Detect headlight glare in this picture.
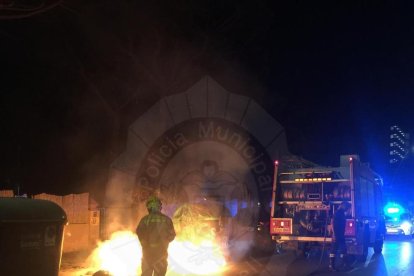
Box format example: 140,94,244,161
401,221,412,234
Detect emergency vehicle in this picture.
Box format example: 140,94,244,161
270,155,386,260
384,203,414,238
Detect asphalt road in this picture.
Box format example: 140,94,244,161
225,236,414,276
60,236,413,276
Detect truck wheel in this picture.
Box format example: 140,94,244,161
374,240,383,254
358,225,372,262
357,247,368,262
358,232,369,262
346,254,357,265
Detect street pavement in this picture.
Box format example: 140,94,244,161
225,236,414,276
60,236,414,276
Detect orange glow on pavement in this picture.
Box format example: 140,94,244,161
76,214,227,276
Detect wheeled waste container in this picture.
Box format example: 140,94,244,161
0,197,67,276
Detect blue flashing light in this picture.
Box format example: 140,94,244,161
384,202,404,217
387,207,400,214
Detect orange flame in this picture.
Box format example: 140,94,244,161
81,229,227,276
87,231,141,276
68,203,229,276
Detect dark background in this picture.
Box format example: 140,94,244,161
1,1,414,204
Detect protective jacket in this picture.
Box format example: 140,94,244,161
136,211,176,254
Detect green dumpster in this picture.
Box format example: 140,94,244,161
0,198,67,276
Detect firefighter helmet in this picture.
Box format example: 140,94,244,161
146,196,162,212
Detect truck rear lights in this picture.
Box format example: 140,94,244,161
270,218,292,235
345,219,356,236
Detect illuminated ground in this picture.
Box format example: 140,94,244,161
60,236,414,276
225,236,414,276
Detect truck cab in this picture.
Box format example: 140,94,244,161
270,155,385,260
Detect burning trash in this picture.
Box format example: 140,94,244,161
169,203,228,275
87,231,141,276
77,203,227,276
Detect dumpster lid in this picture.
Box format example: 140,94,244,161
0,198,67,223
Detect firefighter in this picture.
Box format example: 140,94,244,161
329,201,352,271
136,196,176,276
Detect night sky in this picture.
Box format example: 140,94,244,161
1,1,414,203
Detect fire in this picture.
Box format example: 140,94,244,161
87,231,141,276
169,203,228,275
81,205,228,276
168,239,227,275
84,230,227,276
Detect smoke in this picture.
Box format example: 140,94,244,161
51,4,288,265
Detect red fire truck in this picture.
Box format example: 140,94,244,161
270,155,386,260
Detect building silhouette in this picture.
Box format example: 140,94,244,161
389,125,410,165
385,125,413,208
